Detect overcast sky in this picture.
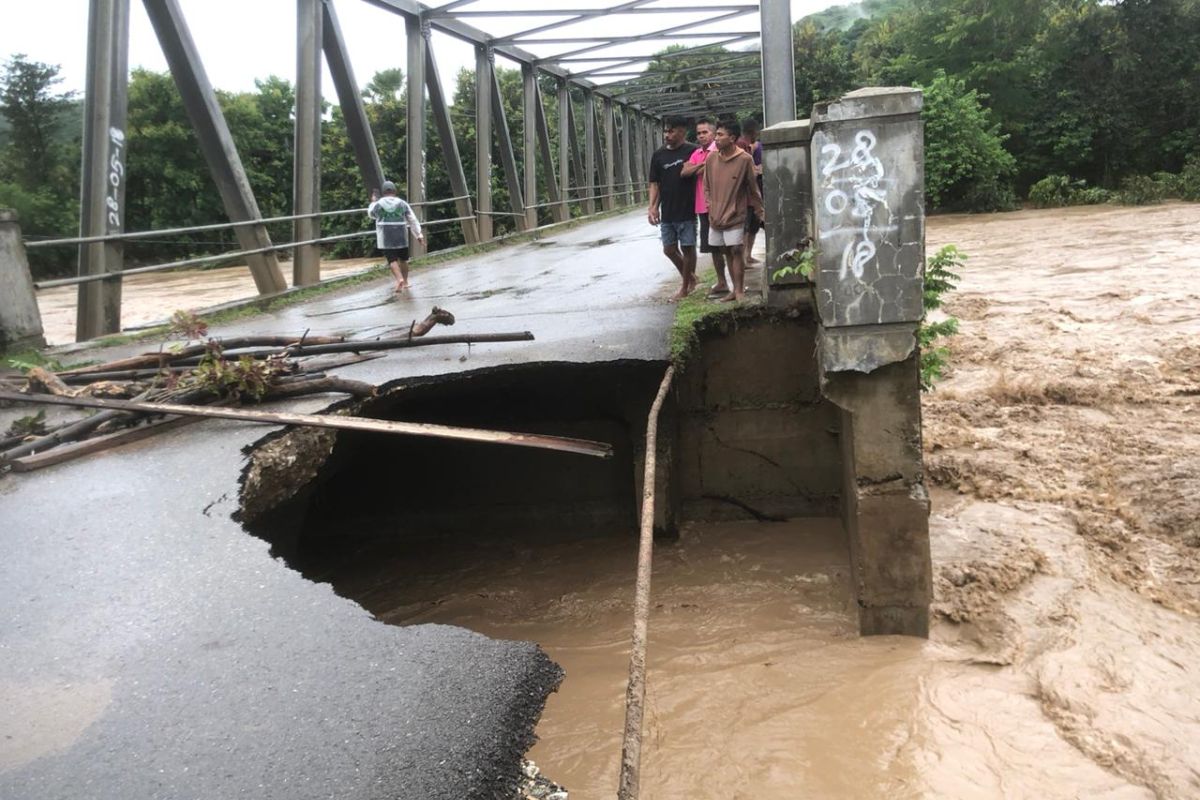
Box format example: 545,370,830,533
2,0,845,100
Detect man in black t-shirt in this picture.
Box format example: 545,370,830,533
648,116,699,300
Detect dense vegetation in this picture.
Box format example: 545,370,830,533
797,0,1200,210
1,0,1198,278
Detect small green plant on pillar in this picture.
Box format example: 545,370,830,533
920,245,965,390
772,238,816,281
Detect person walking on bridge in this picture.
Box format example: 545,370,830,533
368,180,424,294
703,119,764,302
681,118,729,297
648,115,699,301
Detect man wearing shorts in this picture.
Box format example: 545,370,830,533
738,118,765,264
368,180,424,293
703,120,764,302
648,115,699,300
681,118,729,296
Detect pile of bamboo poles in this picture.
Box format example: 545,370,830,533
0,307,585,472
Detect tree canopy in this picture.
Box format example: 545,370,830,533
2,0,1199,278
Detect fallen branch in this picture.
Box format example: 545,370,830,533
56,352,386,384
25,367,73,396
262,376,377,400
57,334,348,377
408,306,456,338
170,331,535,364
0,390,613,459
9,416,204,472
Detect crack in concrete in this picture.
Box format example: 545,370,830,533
704,424,806,494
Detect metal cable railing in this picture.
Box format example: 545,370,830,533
28,188,647,291
33,213,476,290
24,195,473,250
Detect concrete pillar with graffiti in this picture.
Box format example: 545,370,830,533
811,87,932,637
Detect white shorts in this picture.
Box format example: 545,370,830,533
708,225,745,248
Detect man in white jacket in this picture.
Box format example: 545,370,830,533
368,180,425,293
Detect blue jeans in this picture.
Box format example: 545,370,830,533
659,219,697,248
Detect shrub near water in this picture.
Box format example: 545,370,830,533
1028,175,1113,208
920,245,965,391
1116,174,1167,206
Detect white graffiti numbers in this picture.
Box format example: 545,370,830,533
106,127,125,230
819,130,889,281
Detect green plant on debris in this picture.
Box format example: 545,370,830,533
920,244,964,391
188,341,282,402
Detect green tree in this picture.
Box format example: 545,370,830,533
792,21,856,109
0,54,76,187
921,71,1016,211
0,55,80,277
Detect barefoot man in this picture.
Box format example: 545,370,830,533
681,117,730,296
648,116,699,300
704,119,765,302
368,180,424,293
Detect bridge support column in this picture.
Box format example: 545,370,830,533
475,46,493,241
558,80,571,222
0,211,46,352
602,98,616,211
293,0,323,286
760,0,796,126
761,119,814,306
811,88,930,636
522,64,538,230
583,91,596,215
77,0,129,341
407,14,427,258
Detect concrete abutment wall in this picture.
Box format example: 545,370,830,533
673,308,842,522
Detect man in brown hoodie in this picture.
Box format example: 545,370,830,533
703,119,764,301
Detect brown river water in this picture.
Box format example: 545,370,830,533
321,506,1195,799
32,204,1200,797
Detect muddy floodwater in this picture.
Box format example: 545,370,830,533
316,509,1195,799
35,257,377,345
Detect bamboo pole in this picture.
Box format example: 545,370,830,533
0,391,613,459
57,334,348,376
162,331,536,366
617,365,675,800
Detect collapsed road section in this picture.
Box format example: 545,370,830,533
0,380,567,800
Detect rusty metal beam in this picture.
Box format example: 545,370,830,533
0,389,616,460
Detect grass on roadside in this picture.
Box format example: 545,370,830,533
670,267,734,361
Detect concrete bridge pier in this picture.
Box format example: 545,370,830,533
0,210,46,352
762,88,932,637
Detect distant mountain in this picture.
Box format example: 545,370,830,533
803,0,910,31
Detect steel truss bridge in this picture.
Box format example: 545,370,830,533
30,0,796,341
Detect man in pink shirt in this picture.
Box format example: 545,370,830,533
681,118,728,296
